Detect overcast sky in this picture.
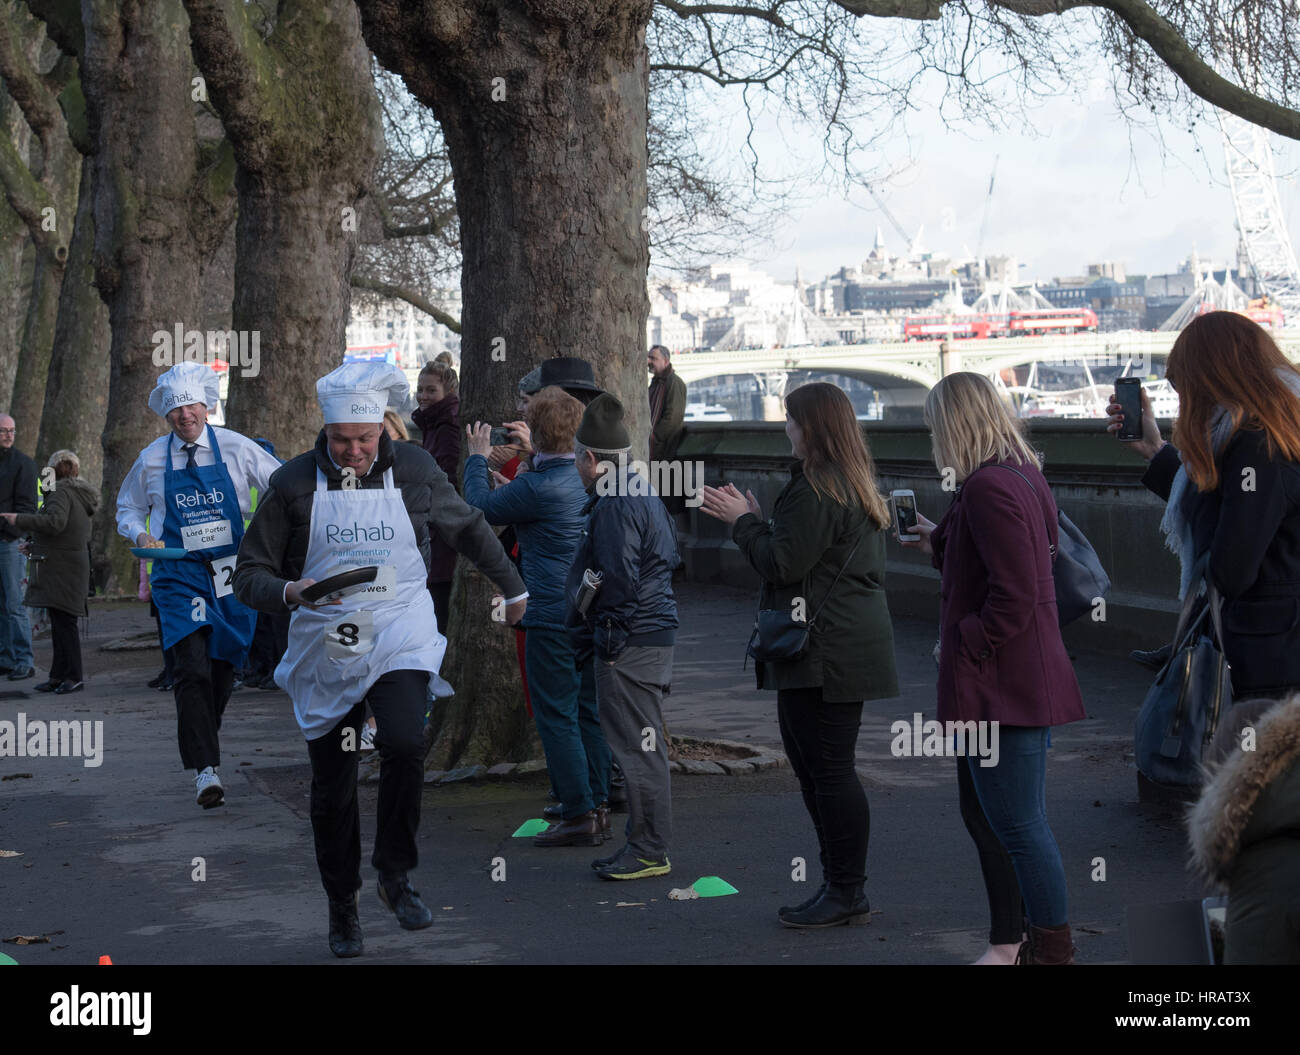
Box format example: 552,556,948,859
672,61,1300,289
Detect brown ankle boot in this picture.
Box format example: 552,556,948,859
1016,923,1075,964
533,810,603,847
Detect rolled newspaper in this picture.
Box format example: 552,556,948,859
575,568,602,616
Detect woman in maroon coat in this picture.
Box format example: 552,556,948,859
412,361,461,632
904,372,1085,965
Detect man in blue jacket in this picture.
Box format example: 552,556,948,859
566,394,679,879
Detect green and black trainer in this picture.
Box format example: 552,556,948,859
594,848,671,881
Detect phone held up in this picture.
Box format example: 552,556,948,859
1114,377,1143,442
890,489,919,542
489,426,513,446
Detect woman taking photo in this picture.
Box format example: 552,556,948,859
1107,311,1300,699
901,372,1084,965
1,450,98,694
701,382,897,928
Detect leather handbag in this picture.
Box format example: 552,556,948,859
989,463,1110,626
1134,566,1231,788
745,531,862,666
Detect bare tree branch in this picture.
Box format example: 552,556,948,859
350,273,462,332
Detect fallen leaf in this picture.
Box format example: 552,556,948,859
0,773,32,781
667,887,699,901
0,850,22,858
4,931,63,945
615,901,645,908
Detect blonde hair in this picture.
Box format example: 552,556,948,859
382,409,409,442
924,372,1038,481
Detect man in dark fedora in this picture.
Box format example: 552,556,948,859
566,393,678,880
522,356,604,407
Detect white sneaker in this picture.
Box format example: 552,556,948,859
360,723,377,751
195,766,224,809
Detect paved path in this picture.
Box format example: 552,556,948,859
0,586,1201,964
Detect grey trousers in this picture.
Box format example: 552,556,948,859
595,644,674,858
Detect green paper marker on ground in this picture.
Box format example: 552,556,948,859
692,876,738,897
0,952,17,965
511,818,550,838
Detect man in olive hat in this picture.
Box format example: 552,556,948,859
565,393,678,880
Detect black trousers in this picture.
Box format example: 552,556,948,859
168,628,234,771
776,687,869,887
957,755,1026,945
48,609,82,683
306,668,430,903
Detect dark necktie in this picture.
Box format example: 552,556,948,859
183,443,197,468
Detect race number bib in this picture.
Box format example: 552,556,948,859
208,555,238,599
325,610,374,660
181,519,233,551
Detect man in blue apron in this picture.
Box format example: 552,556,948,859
116,362,280,809
233,362,527,958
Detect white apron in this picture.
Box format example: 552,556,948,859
276,467,446,740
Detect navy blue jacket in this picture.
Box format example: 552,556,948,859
565,470,679,660
463,453,587,631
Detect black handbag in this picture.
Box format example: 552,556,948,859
989,463,1110,627
745,532,862,666
1134,567,1231,788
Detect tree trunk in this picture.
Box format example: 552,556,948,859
37,158,109,485
357,0,654,767
80,0,222,591
0,211,29,408
182,0,382,461
9,236,63,437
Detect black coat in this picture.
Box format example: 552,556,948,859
1144,431,1300,696
0,446,37,541
12,477,99,616
732,463,898,703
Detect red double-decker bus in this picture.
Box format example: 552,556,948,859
1006,308,1100,335
902,315,994,341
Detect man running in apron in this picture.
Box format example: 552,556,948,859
233,362,527,958
116,362,280,808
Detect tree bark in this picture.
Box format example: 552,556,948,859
0,74,33,409
357,0,654,768
181,0,382,460
80,0,233,591
37,159,108,484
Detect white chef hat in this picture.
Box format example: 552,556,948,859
148,362,221,419
316,362,410,424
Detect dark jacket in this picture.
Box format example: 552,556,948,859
1143,433,1300,696
564,469,678,660
732,462,898,703
463,453,587,631
12,477,99,617
930,459,1085,726
649,367,687,463
232,431,523,614
0,446,37,542
413,394,461,584
1189,693,1300,964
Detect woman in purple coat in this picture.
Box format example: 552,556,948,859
903,372,1085,965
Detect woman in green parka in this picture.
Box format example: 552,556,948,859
701,382,898,928
0,449,99,694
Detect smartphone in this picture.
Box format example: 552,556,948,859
1114,377,1143,441
891,490,919,542
489,426,513,446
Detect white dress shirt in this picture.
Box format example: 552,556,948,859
116,425,281,542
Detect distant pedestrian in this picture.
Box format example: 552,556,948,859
0,411,37,681
701,382,898,928
566,394,679,880
1,450,98,694
648,345,687,516
902,371,1084,965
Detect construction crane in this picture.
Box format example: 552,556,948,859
975,155,1000,266
866,185,913,250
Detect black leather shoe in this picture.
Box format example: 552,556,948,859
328,895,363,958
34,680,58,692
7,666,34,681
55,681,84,695
542,802,563,820
146,670,165,688
1129,644,1171,672
779,881,828,916
778,883,871,928
157,679,174,692
0,665,12,676
377,874,433,930
533,810,603,847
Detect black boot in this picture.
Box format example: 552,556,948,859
328,895,363,958
778,883,870,928
779,881,828,916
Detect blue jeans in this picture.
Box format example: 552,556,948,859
524,627,611,818
0,540,32,670
963,725,1069,928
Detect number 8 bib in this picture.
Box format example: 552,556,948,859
325,610,375,660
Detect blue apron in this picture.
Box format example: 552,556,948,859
151,425,256,666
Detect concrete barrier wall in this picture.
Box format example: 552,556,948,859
676,420,1183,652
